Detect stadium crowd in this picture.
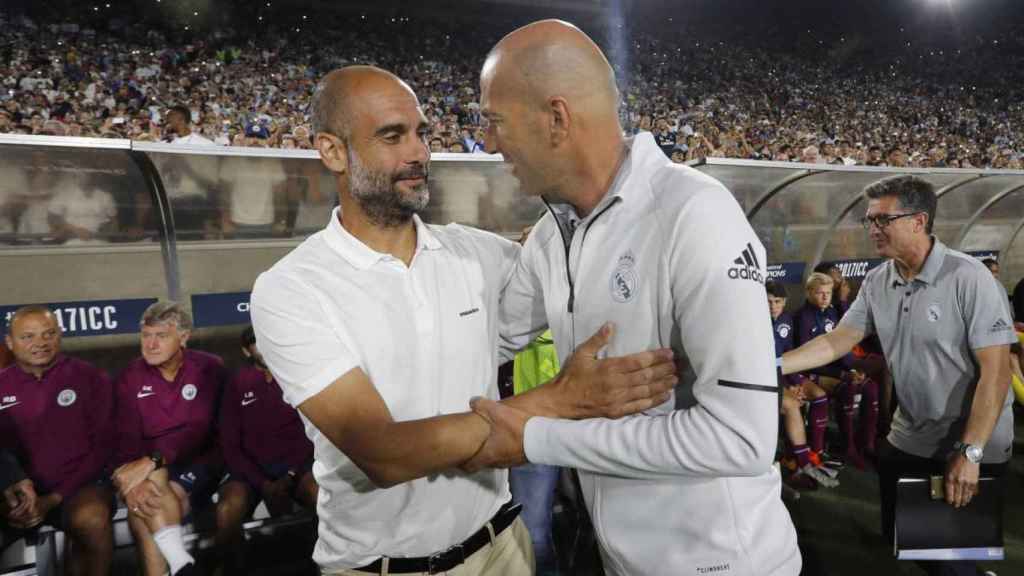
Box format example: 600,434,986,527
4,11,1024,167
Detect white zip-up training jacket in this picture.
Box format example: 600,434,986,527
499,133,801,576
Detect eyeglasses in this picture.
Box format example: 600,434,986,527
860,211,923,230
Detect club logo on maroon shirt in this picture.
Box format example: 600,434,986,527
0,395,19,411
57,389,77,407
241,390,257,407
182,383,198,401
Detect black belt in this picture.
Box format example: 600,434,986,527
353,501,522,574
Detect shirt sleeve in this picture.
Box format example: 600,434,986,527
220,376,270,488
523,185,779,479
0,449,26,492
53,367,114,498
113,370,145,466
961,266,1017,350
839,278,875,336
250,271,360,408
497,224,551,364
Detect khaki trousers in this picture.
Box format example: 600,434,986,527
326,517,535,576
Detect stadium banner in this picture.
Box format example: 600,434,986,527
191,292,252,328
0,298,159,337
821,258,885,280
766,262,807,284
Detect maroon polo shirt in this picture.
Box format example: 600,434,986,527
220,366,313,489
114,349,226,468
0,355,114,498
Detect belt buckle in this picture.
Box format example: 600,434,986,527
427,543,464,574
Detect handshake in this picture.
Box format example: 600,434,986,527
461,323,681,472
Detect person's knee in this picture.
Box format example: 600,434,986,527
67,502,112,540
215,486,249,527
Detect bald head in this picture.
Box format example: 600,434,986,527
483,20,619,116
310,66,419,140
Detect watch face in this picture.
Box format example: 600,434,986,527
966,445,983,463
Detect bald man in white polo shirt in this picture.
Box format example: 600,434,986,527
250,66,677,576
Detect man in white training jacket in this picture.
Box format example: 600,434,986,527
465,20,802,576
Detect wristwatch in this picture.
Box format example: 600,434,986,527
148,450,165,469
953,441,983,464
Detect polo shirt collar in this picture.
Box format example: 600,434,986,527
891,236,945,287
324,207,442,271
12,354,67,381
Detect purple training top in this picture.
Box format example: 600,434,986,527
220,365,313,489
114,349,226,469
0,355,114,498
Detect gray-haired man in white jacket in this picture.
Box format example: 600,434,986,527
465,19,801,576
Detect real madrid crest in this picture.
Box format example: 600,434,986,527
57,388,77,407
182,384,198,401
610,250,638,303
927,303,941,322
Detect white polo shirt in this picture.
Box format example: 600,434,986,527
250,208,517,572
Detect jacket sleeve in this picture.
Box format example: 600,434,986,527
0,449,26,492
523,185,779,479
220,375,270,489
113,370,146,466
52,367,115,498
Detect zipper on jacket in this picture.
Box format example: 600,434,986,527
542,197,621,316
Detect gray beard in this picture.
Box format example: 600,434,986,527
348,150,429,228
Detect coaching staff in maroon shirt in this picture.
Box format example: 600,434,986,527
0,305,115,576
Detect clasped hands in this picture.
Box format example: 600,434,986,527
462,323,679,472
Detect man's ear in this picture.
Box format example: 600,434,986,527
316,133,349,174
548,97,571,147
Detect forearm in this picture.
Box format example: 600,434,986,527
782,331,851,375
350,412,490,488
961,365,1011,447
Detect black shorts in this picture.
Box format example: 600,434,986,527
168,463,221,517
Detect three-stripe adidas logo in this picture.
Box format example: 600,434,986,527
991,318,1011,333
727,243,765,283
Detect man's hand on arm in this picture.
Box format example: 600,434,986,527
298,367,491,489
461,398,531,472
506,323,677,420
112,457,157,497
782,324,864,375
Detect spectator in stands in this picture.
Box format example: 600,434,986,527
652,117,677,157
0,305,116,576
450,140,467,153
886,146,908,168
218,149,288,238
865,145,885,166
111,302,226,576
782,175,1016,575
165,104,216,147
214,326,316,574
46,176,117,244
800,144,821,164
429,137,444,153
768,282,838,489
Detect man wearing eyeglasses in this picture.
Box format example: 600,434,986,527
782,175,1015,576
